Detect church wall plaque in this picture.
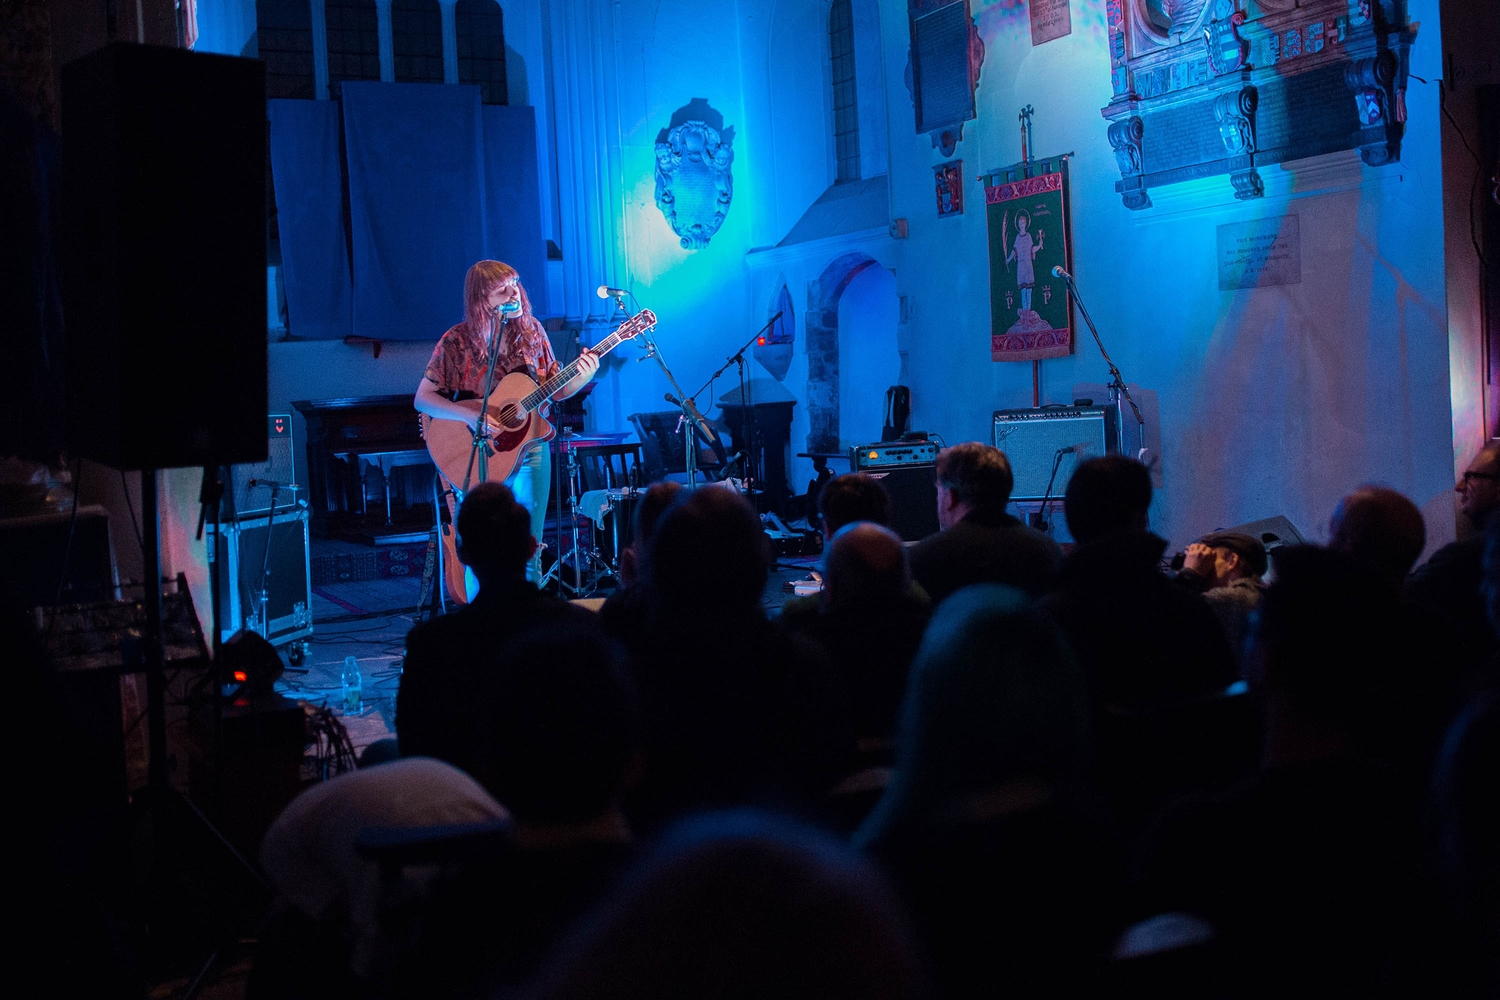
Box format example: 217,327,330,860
1101,0,1417,210
1216,214,1302,290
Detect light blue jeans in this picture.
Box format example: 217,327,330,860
462,441,551,601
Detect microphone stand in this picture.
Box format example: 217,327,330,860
1059,272,1145,458
637,324,704,489
692,311,782,493
462,305,508,494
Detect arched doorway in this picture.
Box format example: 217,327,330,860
806,252,899,452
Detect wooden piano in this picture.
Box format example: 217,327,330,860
292,394,428,537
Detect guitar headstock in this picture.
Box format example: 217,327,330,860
616,309,658,341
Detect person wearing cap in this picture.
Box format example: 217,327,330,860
1176,530,1268,665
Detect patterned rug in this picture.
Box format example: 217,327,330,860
312,542,433,586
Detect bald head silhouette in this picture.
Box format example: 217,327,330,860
823,523,909,610
1328,485,1426,590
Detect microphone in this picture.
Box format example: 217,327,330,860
597,284,629,299
248,478,296,490
500,300,522,316
664,392,680,406
1054,441,1093,457
1051,265,1073,280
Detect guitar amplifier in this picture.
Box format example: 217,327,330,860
852,443,939,541
849,440,939,468
224,415,296,520
993,406,1118,502
208,506,313,647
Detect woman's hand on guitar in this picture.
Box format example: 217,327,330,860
468,412,501,439
575,349,601,380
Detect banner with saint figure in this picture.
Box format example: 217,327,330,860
984,159,1073,362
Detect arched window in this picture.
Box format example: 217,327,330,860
325,0,380,88
829,0,860,184
256,0,315,99
455,0,508,105
392,0,444,84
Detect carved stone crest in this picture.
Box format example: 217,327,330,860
654,121,734,250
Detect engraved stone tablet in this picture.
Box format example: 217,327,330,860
1030,0,1072,45
1217,214,1302,290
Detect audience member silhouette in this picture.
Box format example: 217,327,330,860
612,479,682,590
856,584,1121,999
600,479,683,649
526,811,925,1000
617,486,847,830
1427,690,1500,997
1328,485,1481,789
397,481,596,782
909,442,1062,605
253,757,509,994
1408,441,1500,660
1133,546,1419,997
780,472,926,626
817,472,892,539
388,625,642,997
1328,485,1428,592
783,523,930,770
1040,456,1241,828
1172,529,1267,667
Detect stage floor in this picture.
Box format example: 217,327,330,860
283,541,819,758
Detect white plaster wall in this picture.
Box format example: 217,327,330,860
838,262,901,445
869,0,1453,553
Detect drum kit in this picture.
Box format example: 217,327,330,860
539,427,755,598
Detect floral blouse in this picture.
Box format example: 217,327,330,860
423,316,560,399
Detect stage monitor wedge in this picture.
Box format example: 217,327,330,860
61,43,267,471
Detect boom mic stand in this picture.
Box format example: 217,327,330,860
692,311,782,493
637,323,706,489
1054,267,1146,459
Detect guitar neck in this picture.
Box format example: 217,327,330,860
520,321,641,411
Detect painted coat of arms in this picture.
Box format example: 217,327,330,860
654,121,734,250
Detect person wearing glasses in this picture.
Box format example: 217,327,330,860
1406,441,1500,660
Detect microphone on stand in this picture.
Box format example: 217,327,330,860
597,285,629,300
1051,265,1073,281
248,478,296,490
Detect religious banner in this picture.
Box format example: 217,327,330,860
984,159,1073,362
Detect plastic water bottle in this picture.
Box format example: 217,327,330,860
340,656,363,716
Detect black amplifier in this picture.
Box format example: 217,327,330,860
850,440,939,469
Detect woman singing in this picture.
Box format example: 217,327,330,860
415,260,599,596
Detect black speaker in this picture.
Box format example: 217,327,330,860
61,43,267,471
864,465,939,542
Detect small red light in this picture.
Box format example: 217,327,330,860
232,670,248,682
757,337,765,345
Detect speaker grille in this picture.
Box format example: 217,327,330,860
993,407,1117,501
228,415,296,519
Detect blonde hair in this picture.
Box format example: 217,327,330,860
462,260,544,351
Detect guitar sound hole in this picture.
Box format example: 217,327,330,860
497,403,525,428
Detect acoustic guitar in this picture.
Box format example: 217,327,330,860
421,308,657,602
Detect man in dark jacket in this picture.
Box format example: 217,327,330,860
1406,442,1500,660
397,481,599,786
909,442,1062,605
1040,457,1242,828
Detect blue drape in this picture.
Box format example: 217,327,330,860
268,99,352,340
479,104,546,306
271,86,546,341
341,82,487,341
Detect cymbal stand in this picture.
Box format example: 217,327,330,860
540,429,613,596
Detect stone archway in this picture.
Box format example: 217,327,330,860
806,252,880,453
